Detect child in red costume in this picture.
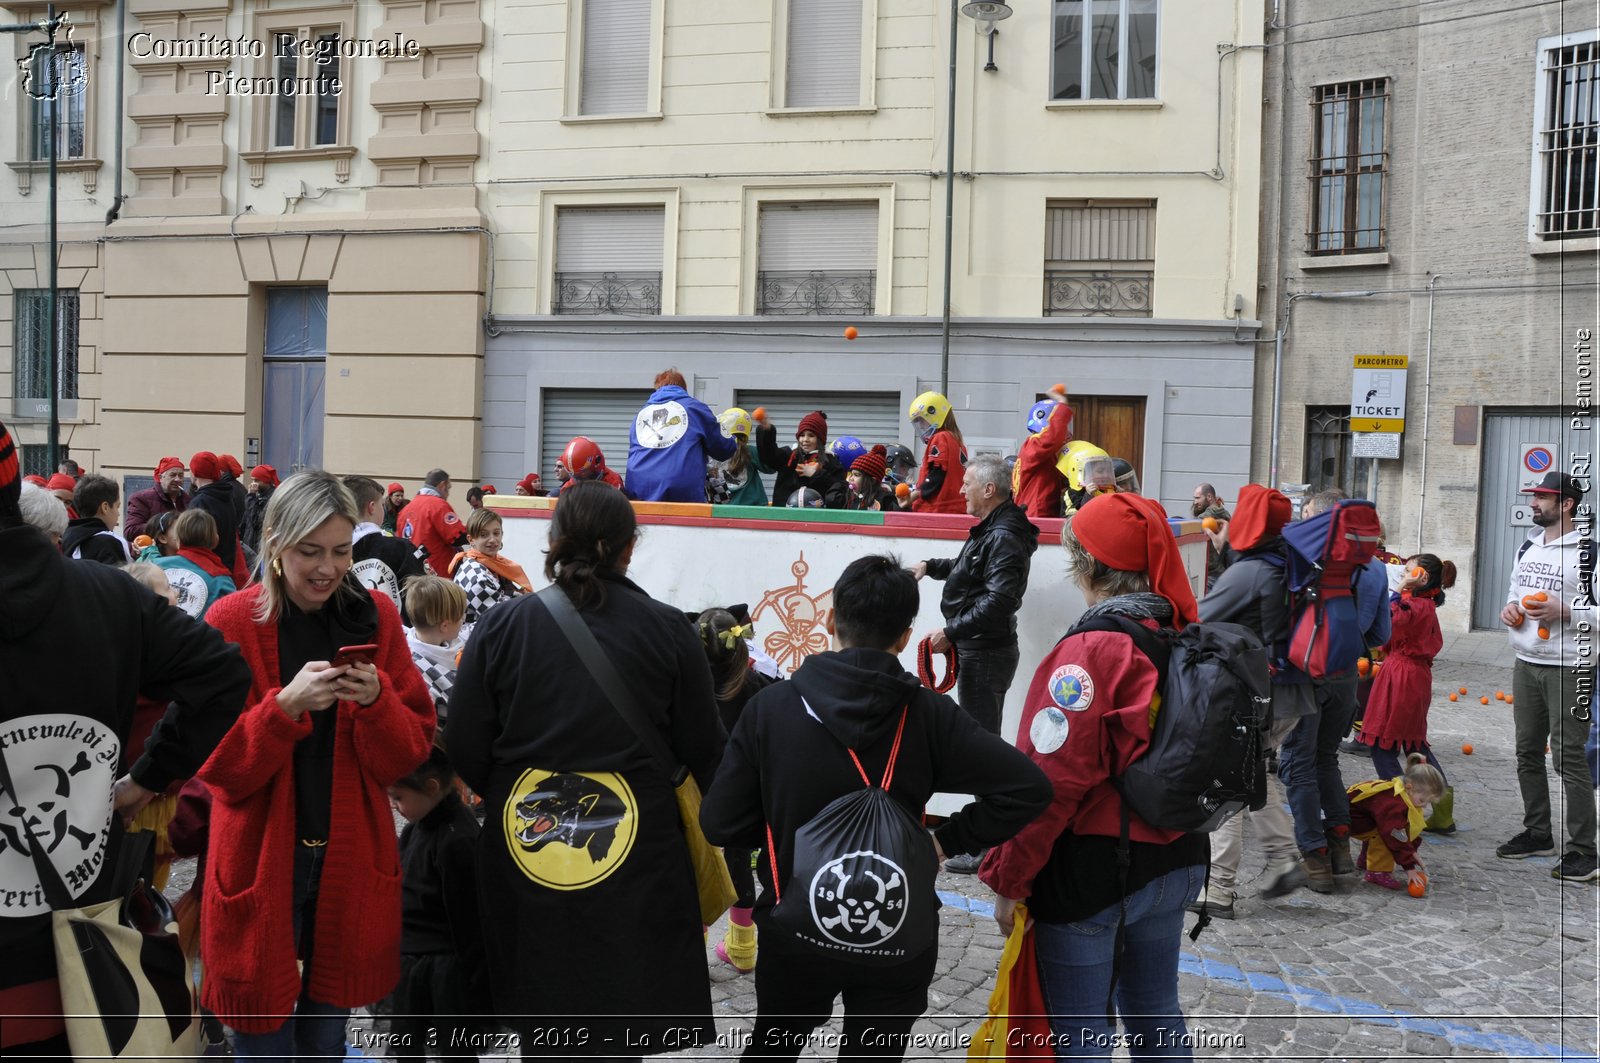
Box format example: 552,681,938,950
1012,390,1073,520
906,391,968,513
1356,554,1456,795
1348,753,1444,891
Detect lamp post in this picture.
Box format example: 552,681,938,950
939,1,1011,394
3,5,68,470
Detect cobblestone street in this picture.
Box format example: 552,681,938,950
229,631,1599,1060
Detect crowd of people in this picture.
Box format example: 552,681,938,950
1,377,1596,1063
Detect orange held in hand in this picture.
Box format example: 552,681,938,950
1050,382,1068,396
1462,743,1474,755
1202,516,1220,532
752,406,767,423
1412,566,1425,579
1534,591,1549,602
844,326,858,340
1408,877,1427,898
1509,608,1525,628
1357,657,1372,677
895,482,911,500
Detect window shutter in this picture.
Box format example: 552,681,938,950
758,202,878,271
1045,202,1155,264
786,0,863,109
555,207,665,272
541,388,653,482
581,0,650,115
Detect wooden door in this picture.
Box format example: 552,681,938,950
1041,393,1146,487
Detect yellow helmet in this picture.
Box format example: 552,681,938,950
1057,440,1115,494
908,391,952,440
719,407,752,438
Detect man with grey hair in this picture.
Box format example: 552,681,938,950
18,480,69,548
913,452,1040,872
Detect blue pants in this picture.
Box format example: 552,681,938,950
1278,698,1328,853
1033,865,1205,1062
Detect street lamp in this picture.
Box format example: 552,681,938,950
939,1,1012,393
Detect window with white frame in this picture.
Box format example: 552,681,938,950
1309,79,1389,254
581,0,650,115
553,207,665,315
1051,0,1158,101
12,289,80,415
1534,32,1599,239
757,202,878,315
269,31,343,149
27,43,87,160
1043,200,1154,317
785,0,863,109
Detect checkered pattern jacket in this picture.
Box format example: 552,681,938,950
453,557,519,624
407,632,461,726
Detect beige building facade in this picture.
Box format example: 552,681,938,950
4,0,1266,516
1257,0,1598,630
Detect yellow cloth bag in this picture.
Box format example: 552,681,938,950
969,903,1038,1061
674,773,739,926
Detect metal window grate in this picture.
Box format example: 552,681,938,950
756,270,875,315
553,271,663,315
12,290,80,403
1043,200,1155,317
1304,405,1375,498
1308,79,1388,254
1538,41,1600,238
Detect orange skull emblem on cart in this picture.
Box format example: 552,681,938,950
751,552,835,674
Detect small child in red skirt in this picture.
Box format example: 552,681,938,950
1348,753,1446,891
1356,553,1458,829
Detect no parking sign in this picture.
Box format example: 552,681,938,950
1519,442,1557,492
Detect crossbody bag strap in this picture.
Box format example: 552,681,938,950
0,740,76,910
536,584,689,788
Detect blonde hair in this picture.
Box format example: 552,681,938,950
1403,753,1446,803
122,561,173,599
405,575,467,629
1061,515,1153,599
466,507,503,540
254,470,360,624
173,508,219,550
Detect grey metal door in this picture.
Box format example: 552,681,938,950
1472,408,1587,628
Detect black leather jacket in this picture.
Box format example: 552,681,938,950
924,499,1039,649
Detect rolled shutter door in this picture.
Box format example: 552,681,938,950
541,388,653,484
732,389,902,453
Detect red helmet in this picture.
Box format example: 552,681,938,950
562,436,606,479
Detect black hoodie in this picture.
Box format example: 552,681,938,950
923,498,1040,648
699,647,1050,944
61,516,131,565
0,523,251,1049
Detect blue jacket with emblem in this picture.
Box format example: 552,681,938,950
625,385,739,503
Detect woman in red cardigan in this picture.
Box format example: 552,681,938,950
198,470,435,1060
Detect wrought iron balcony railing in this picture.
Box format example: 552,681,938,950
756,270,875,316
1043,269,1154,318
553,271,662,316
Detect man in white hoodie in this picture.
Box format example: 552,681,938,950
1496,471,1597,882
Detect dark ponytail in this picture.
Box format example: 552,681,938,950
1410,553,1456,607
544,481,638,610
696,608,751,704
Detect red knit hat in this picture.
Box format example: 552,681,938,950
46,473,76,493
250,464,279,487
154,456,184,479
851,444,888,483
1228,484,1292,552
796,411,828,445
1071,493,1199,628
190,452,222,481
481,484,497,495
386,482,404,496
517,472,541,494
219,454,243,478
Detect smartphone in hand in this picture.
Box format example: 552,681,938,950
330,643,379,668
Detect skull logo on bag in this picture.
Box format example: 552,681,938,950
807,850,910,949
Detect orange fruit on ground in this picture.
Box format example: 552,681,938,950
1462,743,1474,755
1506,696,1513,704
1480,696,1490,705
1538,626,1551,640
1496,691,1506,701
1408,880,1426,898
1458,687,1468,695
1448,693,1458,702
1202,516,1220,532
844,326,858,340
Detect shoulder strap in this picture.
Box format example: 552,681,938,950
536,585,688,787
1067,613,1172,688
1516,538,1533,563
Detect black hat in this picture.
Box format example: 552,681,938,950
1523,471,1585,503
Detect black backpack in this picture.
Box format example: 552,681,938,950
1068,614,1272,832
763,705,940,966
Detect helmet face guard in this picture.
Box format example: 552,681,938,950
907,391,951,438
912,417,938,443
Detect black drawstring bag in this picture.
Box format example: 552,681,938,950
764,705,939,966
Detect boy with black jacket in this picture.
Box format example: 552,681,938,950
700,554,1050,1062
62,473,133,565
